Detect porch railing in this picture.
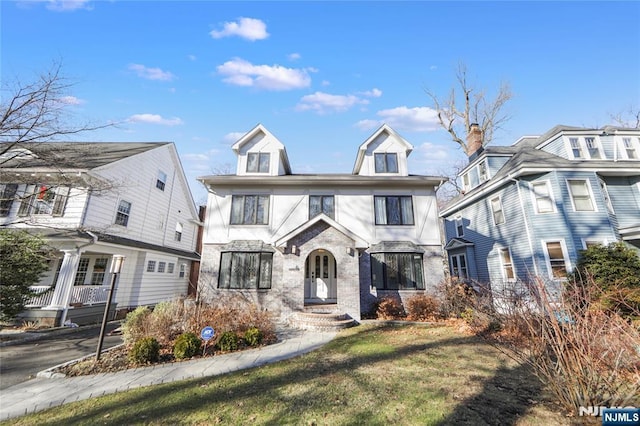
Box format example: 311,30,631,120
25,285,110,308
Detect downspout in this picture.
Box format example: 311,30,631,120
509,175,539,277
60,230,98,325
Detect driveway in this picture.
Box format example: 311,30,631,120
0,322,123,390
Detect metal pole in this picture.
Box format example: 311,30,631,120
96,255,124,361
96,272,117,361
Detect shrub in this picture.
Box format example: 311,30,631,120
376,297,405,320
122,306,152,345
570,241,640,320
437,279,481,318
485,277,640,415
405,294,440,321
128,337,160,364
244,327,263,346
216,331,239,352
173,332,202,359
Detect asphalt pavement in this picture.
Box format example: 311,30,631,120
0,322,122,390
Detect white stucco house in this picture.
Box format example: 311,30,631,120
197,124,446,324
0,142,201,326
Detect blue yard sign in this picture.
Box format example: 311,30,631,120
201,326,215,341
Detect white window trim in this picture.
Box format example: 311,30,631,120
541,239,571,281
478,160,489,183
490,195,505,225
566,178,598,212
498,247,516,282
529,180,556,214
616,136,640,160
564,136,604,160
455,216,464,237
450,253,469,280
581,238,609,250
461,173,470,192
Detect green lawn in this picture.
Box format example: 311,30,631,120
4,323,571,425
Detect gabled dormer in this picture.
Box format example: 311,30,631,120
352,124,413,176
232,124,292,176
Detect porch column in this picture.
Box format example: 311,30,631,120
45,250,80,309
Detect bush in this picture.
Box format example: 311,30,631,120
244,327,263,346
173,332,202,359
128,337,160,364
405,294,441,321
438,279,481,318
570,241,640,320
122,306,152,345
485,277,640,415
376,297,405,319
216,331,239,352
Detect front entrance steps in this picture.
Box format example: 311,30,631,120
289,304,358,331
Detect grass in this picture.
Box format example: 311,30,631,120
3,323,571,425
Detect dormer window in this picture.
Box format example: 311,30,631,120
585,137,601,159
478,161,488,183
247,153,270,173
566,136,604,160
374,153,398,173
621,137,639,159
462,173,470,192
569,138,584,158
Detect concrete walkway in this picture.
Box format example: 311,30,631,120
0,327,336,421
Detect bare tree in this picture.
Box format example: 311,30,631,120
609,106,640,128
0,62,110,161
426,63,513,155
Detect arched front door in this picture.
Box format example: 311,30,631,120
305,249,337,304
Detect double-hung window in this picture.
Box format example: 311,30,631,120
455,216,464,237
147,260,156,272
622,137,638,159
175,222,183,241
230,195,270,225
585,137,602,159
371,253,424,290
569,137,584,158
531,181,554,213
478,161,488,183
567,179,595,211
158,262,166,273
246,153,270,173
309,195,335,219
115,200,132,226
90,258,109,285
490,196,505,225
74,258,90,285
0,184,18,217
544,241,568,279
374,196,414,225
374,153,398,173
218,252,273,289
499,248,515,281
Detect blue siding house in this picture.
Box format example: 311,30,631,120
440,125,640,296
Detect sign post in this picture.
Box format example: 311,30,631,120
200,326,215,356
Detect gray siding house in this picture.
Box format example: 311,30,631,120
440,125,640,296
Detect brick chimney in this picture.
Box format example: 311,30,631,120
466,123,483,158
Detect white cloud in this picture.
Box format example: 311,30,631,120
59,95,85,105
210,17,269,41
45,0,92,11
222,132,246,145
187,54,197,61
296,91,369,114
358,88,382,98
288,53,301,61
355,106,440,132
128,64,175,81
127,114,184,126
217,58,311,91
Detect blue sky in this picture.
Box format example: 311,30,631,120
2,1,639,204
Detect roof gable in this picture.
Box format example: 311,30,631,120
274,213,368,249
352,124,413,175
231,124,292,175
